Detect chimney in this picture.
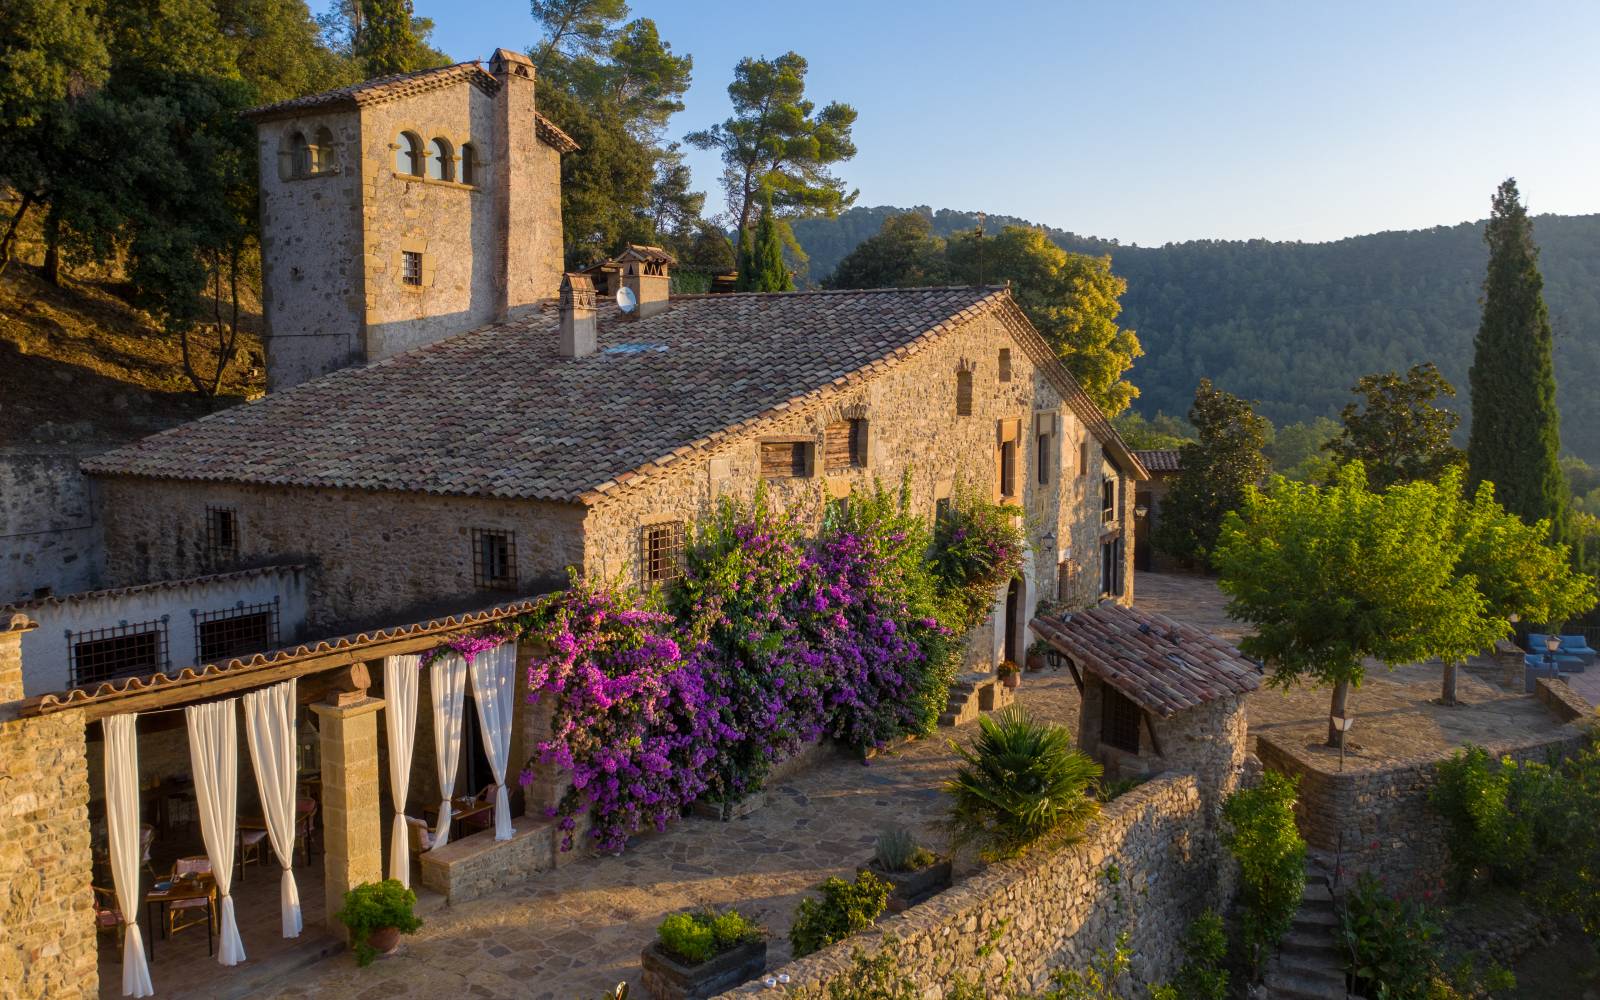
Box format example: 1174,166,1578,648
617,245,673,321
558,273,597,357
489,48,542,320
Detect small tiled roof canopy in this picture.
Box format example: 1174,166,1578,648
241,60,580,153
84,287,1147,504
1134,449,1182,474
1030,604,1260,718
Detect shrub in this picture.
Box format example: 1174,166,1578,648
946,707,1102,859
1431,744,1555,890
1149,911,1229,1000
1222,771,1306,977
655,908,763,965
790,870,892,957
1032,932,1131,1000
873,826,936,872
821,937,920,1000
1339,873,1517,1000
334,879,423,967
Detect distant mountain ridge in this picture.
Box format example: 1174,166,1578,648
791,206,1600,463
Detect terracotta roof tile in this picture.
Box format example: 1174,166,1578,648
1134,449,1182,473
1,564,306,614
86,287,1035,502
1030,603,1260,717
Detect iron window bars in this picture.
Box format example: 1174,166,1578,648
472,528,518,590
640,521,685,584
193,598,281,664
69,617,170,688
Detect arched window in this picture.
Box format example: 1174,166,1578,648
395,132,424,176
459,143,476,186
289,131,311,179
427,138,453,182
311,126,336,174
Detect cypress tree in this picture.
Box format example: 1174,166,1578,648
1466,178,1567,543
748,188,792,292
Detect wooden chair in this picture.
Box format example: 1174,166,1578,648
139,824,156,879
238,828,268,882
460,784,497,835
91,886,124,947
405,815,437,855
167,857,216,939
293,798,318,864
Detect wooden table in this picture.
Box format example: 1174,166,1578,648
143,875,216,959
424,796,493,841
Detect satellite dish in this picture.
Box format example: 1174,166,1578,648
616,285,638,314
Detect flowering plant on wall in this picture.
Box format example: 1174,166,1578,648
929,483,1026,634
518,579,723,852
418,629,514,669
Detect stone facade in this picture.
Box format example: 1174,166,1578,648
1,446,105,603
0,617,96,998
97,478,583,632
1078,676,1248,806
1256,705,1592,893
255,56,562,391
719,775,1219,997
315,695,386,940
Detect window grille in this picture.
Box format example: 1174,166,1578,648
402,251,423,286
194,598,280,664
824,419,868,471
998,348,1012,382
955,370,973,416
206,505,239,559
472,528,517,590
640,521,685,584
1101,684,1142,754
70,618,169,688
760,441,811,479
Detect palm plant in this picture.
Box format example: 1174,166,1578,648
945,707,1102,858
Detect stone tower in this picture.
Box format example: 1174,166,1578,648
247,48,573,391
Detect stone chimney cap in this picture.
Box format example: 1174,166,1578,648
616,244,676,266
560,272,595,292
489,48,535,75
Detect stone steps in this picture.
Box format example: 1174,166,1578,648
1263,865,1350,1000
938,671,1018,727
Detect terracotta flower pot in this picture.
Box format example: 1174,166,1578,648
1001,672,1020,690
366,926,401,957
1025,653,1046,673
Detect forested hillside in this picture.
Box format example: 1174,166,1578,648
793,208,1600,462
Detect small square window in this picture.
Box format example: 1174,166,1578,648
1101,683,1141,754
1079,441,1091,479
999,439,1018,500
471,528,517,590
206,506,238,559
402,251,423,286
955,370,973,416
1102,477,1117,523
825,419,868,471
195,600,280,664
760,440,813,479
70,620,170,687
998,348,1012,382
1037,433,1051,484
640,521,685,584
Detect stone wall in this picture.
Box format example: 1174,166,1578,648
719,775,1218,998
1256,718,1592,893
1,447,105,603
96,478,583,631
0,617,96,998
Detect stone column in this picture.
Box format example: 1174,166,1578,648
314,674,386,940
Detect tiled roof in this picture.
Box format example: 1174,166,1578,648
241,60,579,152
1134,449,1182,473
87,286,1092,502
1030,604,1260,717
1,564,305,614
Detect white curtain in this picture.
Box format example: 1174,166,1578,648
103,714,154,997
384,655,421,885
430,652,467,846
242,680,302,938
468,642,517,841
186,699,247,966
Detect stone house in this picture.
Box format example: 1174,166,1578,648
1131,448,1180,572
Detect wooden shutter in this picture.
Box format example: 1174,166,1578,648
824,421,852,471
761,441,809,478
956,371,973,415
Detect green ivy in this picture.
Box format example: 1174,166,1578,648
1149,911,1229,1000
1221,772,1306,978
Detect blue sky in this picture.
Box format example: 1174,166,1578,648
362,0,1600,246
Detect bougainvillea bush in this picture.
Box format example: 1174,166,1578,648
930,483,1026,634
518,579,724,852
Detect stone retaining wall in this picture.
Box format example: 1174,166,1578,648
1257,705,1592,894
718,774,1220,998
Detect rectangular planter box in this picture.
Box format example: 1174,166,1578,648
640,938,768,1000
691,792,769,822
861,857,953,911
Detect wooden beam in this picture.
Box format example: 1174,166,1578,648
1141,709,1165,758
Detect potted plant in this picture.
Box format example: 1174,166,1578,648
997,659,1021,690
640,908,767,1000
335,879,423,966
1026,638,1051,673
859,826,952,912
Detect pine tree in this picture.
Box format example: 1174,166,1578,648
1467,178,1567,543
747,189,792,292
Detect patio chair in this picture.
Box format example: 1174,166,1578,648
459,784,497,835
168,857,216,939
1524,656,1562,693
140,824,156,878
405,815,437,855
91,886,124,947
238,827,268,882
1560,634,1597,668
294,797,318,864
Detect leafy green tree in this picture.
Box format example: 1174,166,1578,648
1328,362,1465,490
685,50,857,266
823,211,947,289
530,1,696,266
1268,416,1340,482
217,0,356,104
351,0,441,76
947,226,1141,416
0,0,107,132
1222,773,1306,978
1155,379,1270,568
1467,178,1568,543
743,188,790,292
1111,410,1194,451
